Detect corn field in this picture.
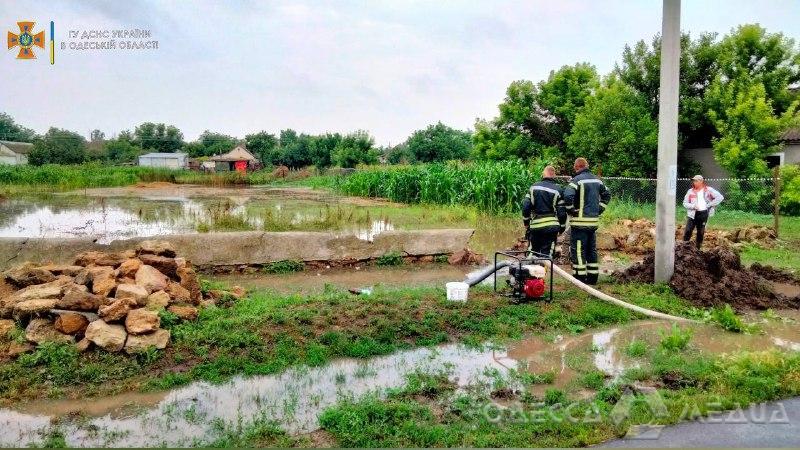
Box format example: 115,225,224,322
336,161,544,214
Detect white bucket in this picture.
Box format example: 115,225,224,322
446,282,469,302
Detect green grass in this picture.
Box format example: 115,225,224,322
709,304,757,333
0,281,693,403
0,163,326,195
740,243,800,271
0,163,179,193
376,252,404,266
313,349,800,448
659,323,693,351
263,260,305,274
625,339,648,358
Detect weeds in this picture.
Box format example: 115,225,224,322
625,339,648,357
710,304,757,333
659,323,693,351
376,251,404,266
316,349,800,448
264,260,304,274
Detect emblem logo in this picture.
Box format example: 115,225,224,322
8,21,45,59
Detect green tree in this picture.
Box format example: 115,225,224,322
716,24,800,115
472,64,597,162
615,32,721,150
184,130,238,157
104,131,141,163
245,131,279,165
704,25,800,177
332,131,377,168
405,122,472,162
28,127,88,165
133,122,184,153
566,80,658,177
537,63,599,152
0,112,37,142
385,143,413,164
706,78,799,177
308,133,341,168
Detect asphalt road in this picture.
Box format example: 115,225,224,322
602,397,800,448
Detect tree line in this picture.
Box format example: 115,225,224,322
474,24,800,178
2,23,798,176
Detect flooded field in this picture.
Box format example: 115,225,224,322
0,184,518,254
2,310,799,447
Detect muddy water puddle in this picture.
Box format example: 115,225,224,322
213,264,472,294
3,311,800,447
0,185,517,253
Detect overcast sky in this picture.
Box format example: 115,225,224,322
3,0,800,145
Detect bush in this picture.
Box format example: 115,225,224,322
780,164,800,216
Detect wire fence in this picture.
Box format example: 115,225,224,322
594,175,782,236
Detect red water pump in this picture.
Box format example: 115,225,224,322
509,263,549,300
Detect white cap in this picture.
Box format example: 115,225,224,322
692,175,704,181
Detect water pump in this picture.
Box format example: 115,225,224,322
494,250,554,302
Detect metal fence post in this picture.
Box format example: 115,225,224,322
773,166,781,238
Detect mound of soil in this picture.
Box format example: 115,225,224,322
614,242,800,310
750,263,799,283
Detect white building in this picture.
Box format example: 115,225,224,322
137,152,188,169
0,140,33,165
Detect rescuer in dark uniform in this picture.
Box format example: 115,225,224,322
563,158,611,285
522,165,567,258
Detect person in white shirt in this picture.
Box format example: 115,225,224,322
682,175,724,249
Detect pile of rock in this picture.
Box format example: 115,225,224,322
0,240,208,356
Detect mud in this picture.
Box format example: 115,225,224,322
212,264,471,294
614,242,800,310
0,311,800,447
750,263,799,283
3,310,800,447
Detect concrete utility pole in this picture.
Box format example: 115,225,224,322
654,0,681,282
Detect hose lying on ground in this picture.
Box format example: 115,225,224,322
463,260,697,323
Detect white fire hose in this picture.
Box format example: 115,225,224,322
461,260,697,323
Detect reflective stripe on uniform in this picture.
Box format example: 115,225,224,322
587,262,599,274
579,183,585,218
530,216,559,229
532,185,560,196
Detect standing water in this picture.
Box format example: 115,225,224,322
2,312,800,447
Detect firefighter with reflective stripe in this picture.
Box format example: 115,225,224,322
522,165,567,258
562,158,611,285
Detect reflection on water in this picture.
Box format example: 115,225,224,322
0,186,520,253
0,345,510,447
3,312,800,447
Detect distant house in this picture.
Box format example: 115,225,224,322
0,140,33,165
685,127,800,178
137,152,188,169
209,145,259,172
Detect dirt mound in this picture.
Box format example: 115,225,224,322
603,219,776,254
750,263,799,283
614,242,800,310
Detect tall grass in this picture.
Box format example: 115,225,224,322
336,161,545,214
0,163,179,191
0,163,322,192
